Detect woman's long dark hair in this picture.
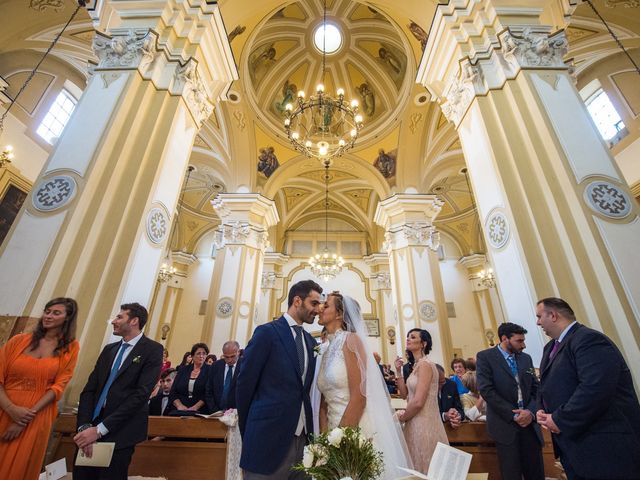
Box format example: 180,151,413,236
30,297,78,356
405,328,433,376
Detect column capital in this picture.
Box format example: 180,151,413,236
417,0,574,127
263,252,290,267
458,253,487,272
88,0,237,126
212,193,279,251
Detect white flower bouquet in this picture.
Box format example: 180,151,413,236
294,427,384,480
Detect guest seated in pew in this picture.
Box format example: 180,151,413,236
435,364,463,428
168,343,210,415
149,368,176,416
176,351,192,371
460,371,486,422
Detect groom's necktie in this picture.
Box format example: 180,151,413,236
507,355,524,409
292,325,305,375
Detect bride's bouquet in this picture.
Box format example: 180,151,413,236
293,427,384,480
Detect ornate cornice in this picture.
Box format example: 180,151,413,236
438,28,569,127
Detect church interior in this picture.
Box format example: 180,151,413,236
0,0,639,414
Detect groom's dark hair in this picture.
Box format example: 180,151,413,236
288,280,323,307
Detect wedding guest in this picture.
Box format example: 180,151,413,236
536,297,640,480
0,298,80,480
205,341,240,413
149,368,176,416
168,343,210,414
450,358,469,395
435,364,463,428
205,354,217,366
176,351,192,371
160,349,171,373
395,328,448,473
465,357,477,372
73,302,163,480
460,372,486,422
477,321,543,480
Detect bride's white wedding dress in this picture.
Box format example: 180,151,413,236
317,328,412,479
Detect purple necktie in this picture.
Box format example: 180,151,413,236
549,340,560,362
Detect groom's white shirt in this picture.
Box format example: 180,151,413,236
284,312,308,435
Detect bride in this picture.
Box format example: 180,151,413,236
316,291,413,479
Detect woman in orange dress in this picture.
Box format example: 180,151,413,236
0,297,80,480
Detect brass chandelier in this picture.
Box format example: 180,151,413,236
283,1,363,161
308,159,344,281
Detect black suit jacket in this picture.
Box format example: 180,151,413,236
76,335,163,448
148,392,171,416
477,346,542,446
539,323,640,479
438,378,464,421
205,359,239,413
167,363,210,413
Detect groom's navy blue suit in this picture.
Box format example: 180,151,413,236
236,316,317,475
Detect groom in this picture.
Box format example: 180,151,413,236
237,279,323,479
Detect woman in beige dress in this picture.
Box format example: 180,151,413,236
395,328,449,473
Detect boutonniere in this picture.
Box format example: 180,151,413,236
525,367,537,377
313,345,321,357
132,355,142,364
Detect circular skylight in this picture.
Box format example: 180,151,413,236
314,23,342,54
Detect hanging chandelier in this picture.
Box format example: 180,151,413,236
157,165,194,283
283,1,363,161
309,159,344,281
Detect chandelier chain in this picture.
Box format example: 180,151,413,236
585,0,640,76
0,3,85,137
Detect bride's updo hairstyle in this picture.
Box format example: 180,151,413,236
406,328,433,374
327,291,363,333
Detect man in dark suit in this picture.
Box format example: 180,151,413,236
205,340,240,413
435,364,464,427
148,368,176,416
477,322,544,480
236,280,322,479
73,302,163,480
535,297,640,480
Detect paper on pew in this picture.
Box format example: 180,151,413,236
397,442,472,480
38,458,67,480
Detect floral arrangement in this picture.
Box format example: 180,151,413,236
293,427,384,480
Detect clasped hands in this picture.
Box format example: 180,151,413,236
536,409,561,434
1,404,36,441
444,408,462,428
73,426,101,458
512,409,534,427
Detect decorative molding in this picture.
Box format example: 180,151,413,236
485,210,510,249
583,181,632,219
261,271,277,289
604,0,639,7
172,251,197,266
29,0,64,11
502,28,569,70
92,30,157,71
441,62,484,125
372,272,391,290
146,205,169,245
419,301,437,322
174,59,214,127
32,175,77,212
216,298,234,318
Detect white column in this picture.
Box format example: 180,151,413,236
0,0,236,403
202,194,279,353
417,0,640,373
374,194,453,366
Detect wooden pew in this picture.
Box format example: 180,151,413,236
48,414,228,480
49,415,562,480
446,422,563,479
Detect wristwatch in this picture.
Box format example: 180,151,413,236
77,423,92,433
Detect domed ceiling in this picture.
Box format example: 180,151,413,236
242,0,415,147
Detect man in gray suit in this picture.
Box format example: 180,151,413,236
477,322,544,480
